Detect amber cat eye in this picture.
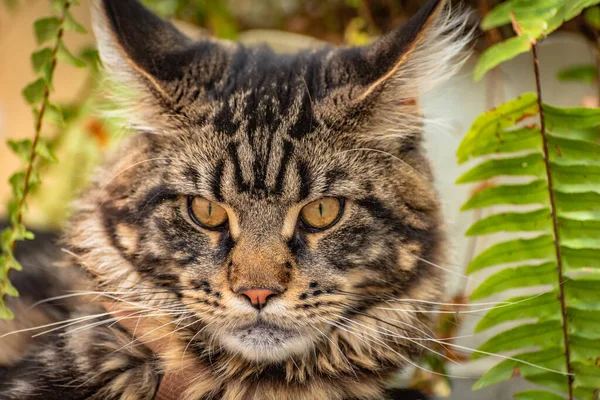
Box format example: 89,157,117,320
188,196,229,229
300,198,344,231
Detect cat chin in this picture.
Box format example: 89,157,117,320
220,324,314,362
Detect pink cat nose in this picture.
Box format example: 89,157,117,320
239,288,280,310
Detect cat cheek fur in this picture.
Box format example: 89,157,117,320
0,0,472,398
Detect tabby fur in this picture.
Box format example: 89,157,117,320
0,0,471,398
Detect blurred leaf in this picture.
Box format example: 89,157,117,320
34,139,58,164
63,9,87,33
557,65,596,84
34,17,60,45
565,0,600,20
474,35,534,82
0,299,14,320
7,139,33,163
22,78,47,105
513,390,566,400
31,48,53,75
584,6,600,28
57,40,86,68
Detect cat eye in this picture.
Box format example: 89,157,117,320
188,196,228,229
299,198,344,231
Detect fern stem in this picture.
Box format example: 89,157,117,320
1,1,70,299
531,42,574,400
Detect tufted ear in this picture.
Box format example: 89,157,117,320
326,0,471,142
92,0,231,128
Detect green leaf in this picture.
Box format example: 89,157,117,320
563,244,600,279
480,0,514,30
559,217,600,248
9,171,26,198
552,162,600,193
474,35,534,82
34,16,60,45
566,279,600,310
7,139,33,163
6,255,22,272
514,390,566,400
545,104,600,129
571,362,600,390
473,349,566,390
474,292,561,333
31,47,53,75
557,65,596,84
571,334,600,363
550,126,600,142
526,373,570,395
457,153,546,184
63,9,87,33
457,94,539,161
79,47,101,74
565,0,600,20
33,103,64,127
556,191,600,214
468,235,555,274
3,278,18,297
57,40,86,68
480,0,563,31
470,262,557,301
584,6,600,29
466,209,552,236
0,300,14,320
34,139,58,164
461,180,549,211
22,78,47,105
457,127,542,164
548,134,600,162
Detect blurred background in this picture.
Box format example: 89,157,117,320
0,0,597,398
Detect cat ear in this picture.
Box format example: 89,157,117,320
92,0,231,128
328,0,471,141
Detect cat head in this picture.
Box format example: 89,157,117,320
72,0,469,368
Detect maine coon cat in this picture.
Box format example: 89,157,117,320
0,0,470,398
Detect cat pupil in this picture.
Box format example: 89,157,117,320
318,203,324,218
208,202,212,216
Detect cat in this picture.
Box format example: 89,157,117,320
0,0,470,398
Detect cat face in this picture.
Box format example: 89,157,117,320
72,0,469,366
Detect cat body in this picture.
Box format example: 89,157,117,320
0,0,470,398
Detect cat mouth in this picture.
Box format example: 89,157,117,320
220,319,312,361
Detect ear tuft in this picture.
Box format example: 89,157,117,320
330,0,473,142
92,0,191,97
91,0,232,131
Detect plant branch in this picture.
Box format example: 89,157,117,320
531,42,574,400
0,1,71,309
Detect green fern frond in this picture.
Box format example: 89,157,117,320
457,92,600,398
